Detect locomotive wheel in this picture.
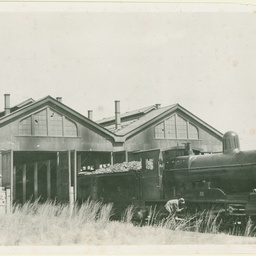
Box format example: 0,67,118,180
218,213,249,234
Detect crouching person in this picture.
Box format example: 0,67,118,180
164,198,186,221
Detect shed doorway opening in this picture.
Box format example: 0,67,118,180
13,150,77,205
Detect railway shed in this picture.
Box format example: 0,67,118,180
0,94,224,209
0,94,116,208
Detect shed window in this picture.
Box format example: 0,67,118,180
154,114,199,140
155,122,165,138
19,108,78,137
165,116,176,138
19,117,32,136
49,111,63,136
34,110,47,136
189,123,199,139
65,118,77,137
177,116,187,139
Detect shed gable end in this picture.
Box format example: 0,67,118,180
18,107,78,137
154,113,199,140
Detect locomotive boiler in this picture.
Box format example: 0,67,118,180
163,131,256,217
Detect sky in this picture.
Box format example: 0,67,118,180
1,2,256,150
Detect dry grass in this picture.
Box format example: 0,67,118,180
0,201,255,246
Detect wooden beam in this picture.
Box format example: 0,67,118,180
34,162,38,200
22,164,26,204
47,160,51,199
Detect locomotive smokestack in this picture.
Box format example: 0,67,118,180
223,131,240,154
4,94,10,115
115,100,121,129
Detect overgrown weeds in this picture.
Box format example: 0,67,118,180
0,201,255,245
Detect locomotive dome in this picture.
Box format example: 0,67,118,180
223,131,240,154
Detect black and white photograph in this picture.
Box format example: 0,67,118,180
0,1,256,254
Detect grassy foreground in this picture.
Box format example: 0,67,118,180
0,201,256,246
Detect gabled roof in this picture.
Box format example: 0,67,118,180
98,103,223,140
0,95,117,142
0,98,35,118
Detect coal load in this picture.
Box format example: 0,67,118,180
81,161,142,175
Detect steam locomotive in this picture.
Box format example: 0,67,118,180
78,131,256,219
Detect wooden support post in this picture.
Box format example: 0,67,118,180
73,152,77,202
56,152,61,202
0,152,2,187
125,151,128,162
77,154,81,200
77,154,81,173
68,151,72,204
110,152,113,165
47,160,51,199
6,188,10,214
34,162,38,200
91,177,98,200
10,150,13,212
13,166,16,202
22,164,26,204
70,186,74,215
94,156,100,170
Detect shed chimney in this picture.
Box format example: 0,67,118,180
115,100,121,129
56,97,62,103
155,104,161,109
4,94,10,115
88,110,93,120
